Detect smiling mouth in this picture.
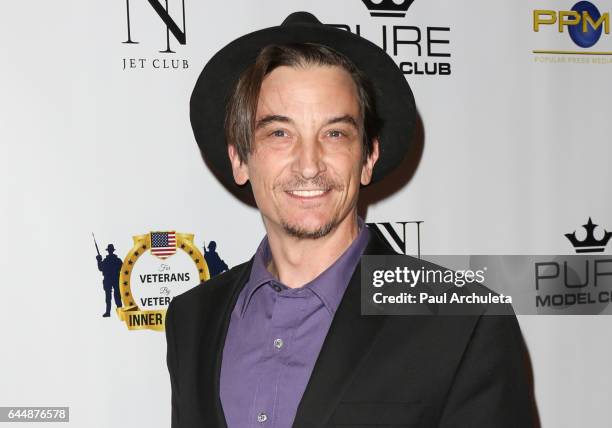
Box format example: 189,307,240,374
285,189,331,198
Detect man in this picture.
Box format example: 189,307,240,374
165,11,534,427
96,243,123,317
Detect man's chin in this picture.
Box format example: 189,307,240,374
280,218,337,240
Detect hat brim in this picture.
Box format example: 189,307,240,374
190,12,416,200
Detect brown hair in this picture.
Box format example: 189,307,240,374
224,42,382,163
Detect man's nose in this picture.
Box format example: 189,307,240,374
291,137,326,180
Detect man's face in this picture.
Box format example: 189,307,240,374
228,64,379,239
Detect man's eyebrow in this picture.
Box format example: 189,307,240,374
255,114,360,130
323,114,359,129
254,114,293,130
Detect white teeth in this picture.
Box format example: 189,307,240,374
288,189,327,197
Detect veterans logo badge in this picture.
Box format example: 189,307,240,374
116,230,209,331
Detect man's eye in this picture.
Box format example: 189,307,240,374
327,130,345,138
270,130,287,137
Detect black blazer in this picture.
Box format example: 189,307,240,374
165,231,534,427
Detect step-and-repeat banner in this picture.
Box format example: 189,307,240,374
1,0,611,426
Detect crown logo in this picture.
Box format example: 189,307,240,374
564,217,612,253
361,0,416,18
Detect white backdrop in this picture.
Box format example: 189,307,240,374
1,0,611,426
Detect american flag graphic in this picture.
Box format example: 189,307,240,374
150,231,177,259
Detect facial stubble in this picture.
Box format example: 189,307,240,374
276,174,345,240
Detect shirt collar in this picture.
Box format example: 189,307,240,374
239,217,370,318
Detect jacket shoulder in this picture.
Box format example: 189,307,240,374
169,259,252,311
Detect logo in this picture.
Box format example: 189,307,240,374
361,0,416,18
565,217,612,253
366,221,424,257
150,231,177,258
568,1,608,47
532,1,612,62
533,255,612,312
93,230,230,331
524,218,612,313
121,0,190,71
117,231,206,331
124,0,186,52
330,0,451,76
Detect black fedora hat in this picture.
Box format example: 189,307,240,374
190,11,416,195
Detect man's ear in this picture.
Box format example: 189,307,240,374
227,144,249,185
360,138,380,185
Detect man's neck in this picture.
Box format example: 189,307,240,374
264,213,361,289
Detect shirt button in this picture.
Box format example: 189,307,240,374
273,338,284,349
271,283,282,292
257,412,267,423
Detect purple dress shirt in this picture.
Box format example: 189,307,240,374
219,220,370,428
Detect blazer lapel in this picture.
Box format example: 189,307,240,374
197,259,253,428
291,230,393,428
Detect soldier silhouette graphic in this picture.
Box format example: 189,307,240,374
96,243,123,317
203,241,229,278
